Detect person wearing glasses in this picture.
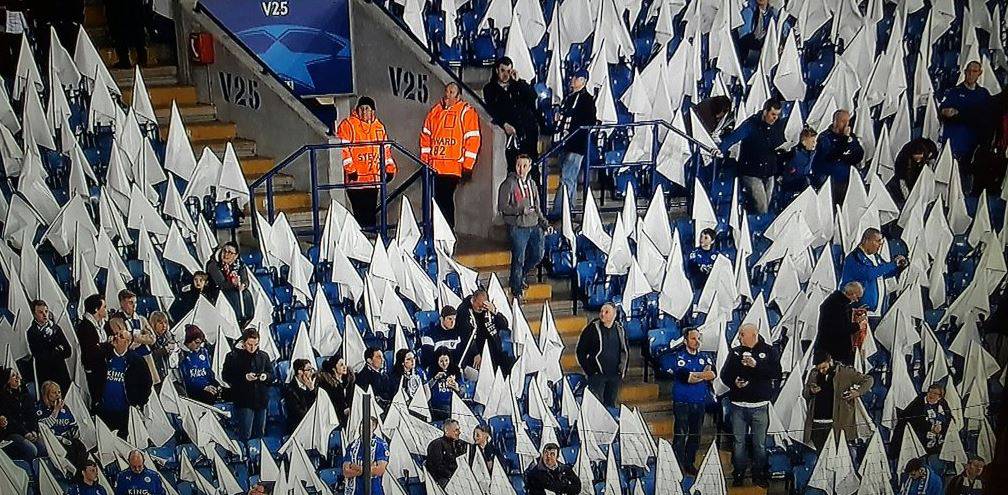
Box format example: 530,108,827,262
206,241,253,326
839,228,907,317
283,358,318,433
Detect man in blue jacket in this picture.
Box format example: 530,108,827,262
812,109,865,203
839,228,907,316
666,328,716,476
115,450,165,495
719,99,786,214
736,0,778,67
940,61,993,192
778,127,818,204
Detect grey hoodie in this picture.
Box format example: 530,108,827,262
497,172,547,228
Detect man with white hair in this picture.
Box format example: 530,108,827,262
815,281,866,366
721,323,781,487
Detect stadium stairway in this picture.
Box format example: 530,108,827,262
83,2,315,219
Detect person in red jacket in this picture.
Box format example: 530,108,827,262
336,96,396,227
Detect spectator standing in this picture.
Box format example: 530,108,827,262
0,368,43,460
455,290,510,370
667,328,716,475
420,306,463,369
356,347,394,408
898,457,943,495
575,302,628,408
802,351,873,449
425,419,466,487
693,95,734,137
468,424,501,474
946,455,985,495
221,329,274,441
104,0,148,68
778,128,818,202
814,281,866,366
720,323,781,487
718,99,786,214
342,417,388,495
940,61,993,189
428,349,462,421
115,450,165,495
170,271,210,321
891,137,938,204
497,154,548,299
687,228,719,290
420,82,481,228
115,290,159,385
317,354,355,428
97,321,153,436
35,380,87,467
68,459,107,495
483,57,539,169
839,228,907,317
283,358,318,433
147,311,176,381
76,294,109,406
391,349,427,402
524,443,581,495
178,325,220,405
893,384,953,458
206,242,253,326
812,109,865,203
554,69,597,209
737,0,778,65
336,96,397,227
26,299,72,391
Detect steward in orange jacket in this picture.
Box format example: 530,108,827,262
419,83,481,227
336,97,395,226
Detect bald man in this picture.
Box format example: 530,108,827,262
812,109,865,203
115,450,165,495
721,323,781,488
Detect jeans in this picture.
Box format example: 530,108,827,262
672,402,705,470
552,151,584,212
740,175,774,214
3,434,44,460
586,374,621,408
236,407,267,441
730,404,769,479
508,225,545,295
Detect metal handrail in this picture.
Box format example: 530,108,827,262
248,140,433,248
538,118,721,214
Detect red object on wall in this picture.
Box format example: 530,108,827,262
190,33,215,65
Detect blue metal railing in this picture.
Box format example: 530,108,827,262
537,119,721,215
248,140,433,248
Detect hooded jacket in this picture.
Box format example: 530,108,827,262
575,318,628,377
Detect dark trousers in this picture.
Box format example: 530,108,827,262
434,174,460,228
673,402,705,470
347,187,380,228
99,407,129,439
104,0,148,66
586,373,621,408
809,421,833,450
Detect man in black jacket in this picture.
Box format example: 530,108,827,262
425,419,466,487
721,323,781,488
222,328,275,441
75,294,108,406
483,57,540,170
355,347,393,407
468,424,500,475
283,358,318,434
575,302,628,408
25,299,72,391
525,443,580,495
455,290,510,371
891,383,953,457
717,99,786,214
814,281,864,366
554,70,597,211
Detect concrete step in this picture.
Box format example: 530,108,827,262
455,250,511,270
546,173,561,194
155,103,218,126
84,3,105,27
253,191,314,214
159,120,237,142
112,66,179,88
248,172,295,193
98,43,177,69
198,138,257,158
122,84,198,109
528,314,587,337
644,416,674,438
240,156,277,177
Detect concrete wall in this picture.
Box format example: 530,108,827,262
176,0,505,240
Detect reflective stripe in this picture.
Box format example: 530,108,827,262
422,128,432,135
342,158,354,165
420,147,431,153
464,151,478,159
462,131,480,139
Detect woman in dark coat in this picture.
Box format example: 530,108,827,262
0,367,44,460
316,354,355,428
205,242,253,326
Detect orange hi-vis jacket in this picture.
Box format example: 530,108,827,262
336,111,396,185
419,99,481,176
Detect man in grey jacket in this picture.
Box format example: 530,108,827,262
497,154,549,299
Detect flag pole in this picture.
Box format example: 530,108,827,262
362,393,372,495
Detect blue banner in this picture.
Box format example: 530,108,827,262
198,0,353,96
